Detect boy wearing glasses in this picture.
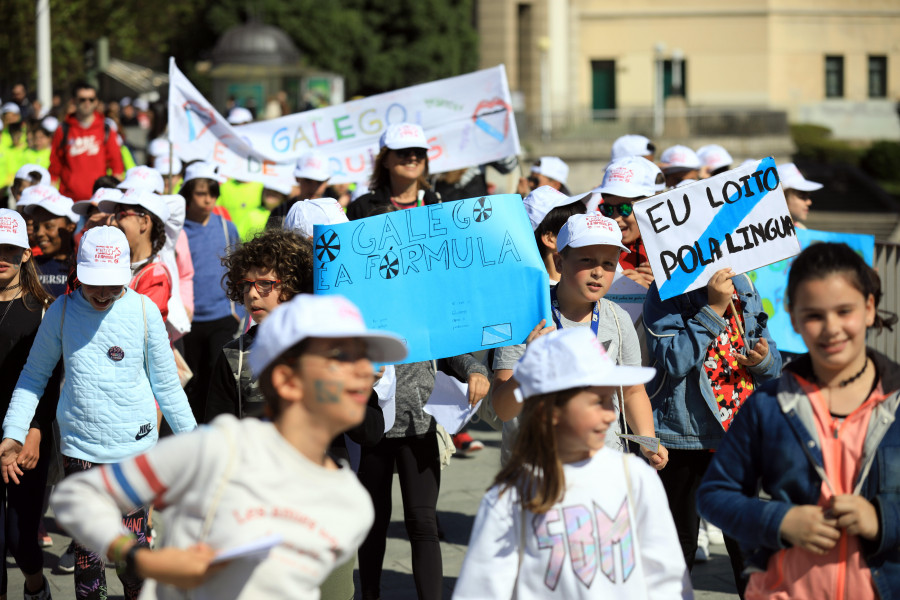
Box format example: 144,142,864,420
204,228,315,421
594,155,666,289
49,82,124,201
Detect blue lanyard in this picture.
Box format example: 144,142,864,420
549,286,600,337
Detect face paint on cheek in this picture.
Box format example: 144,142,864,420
314,380,343,403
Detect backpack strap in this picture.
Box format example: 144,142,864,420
139,293,149,380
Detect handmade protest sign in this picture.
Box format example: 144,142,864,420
313,195,550,364
605,270,648,323
750,228,875,353
168,59,520,187
633,157,801,301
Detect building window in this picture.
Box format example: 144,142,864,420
869,56,887,98
591,60,616,116
663,60,687,99
825,56,844,98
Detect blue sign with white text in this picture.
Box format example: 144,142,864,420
313,195,551,364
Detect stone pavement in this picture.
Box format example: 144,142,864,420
15,422,739,599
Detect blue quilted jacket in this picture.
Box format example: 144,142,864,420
4,288,196,463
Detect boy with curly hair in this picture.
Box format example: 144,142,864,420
204,228,314,421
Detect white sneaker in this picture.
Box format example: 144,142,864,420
695,545,710,563
707,522,725,546
24,575,52,600
696,521,710,563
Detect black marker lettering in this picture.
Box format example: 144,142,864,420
669,195,691,226
401,244,424,274
423,240,449,270
722,180,742,204
763,167,779,191
378,214,404,251
352,222,375,254
451,238,473,267
428,204,447,236
646,202,669,234
739,175,755,197
334,264,353,287
477,238,495,266
405,210,426,242
497,232,521,264
452,201,471,229
706,186,723,208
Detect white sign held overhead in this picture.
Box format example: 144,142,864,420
632,156,801,301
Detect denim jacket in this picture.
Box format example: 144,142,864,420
697,351,900,599
643,273,781,449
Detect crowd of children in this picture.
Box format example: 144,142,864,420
0,81,895,600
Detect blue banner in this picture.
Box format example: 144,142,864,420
749,228,875,354
313,195,551,364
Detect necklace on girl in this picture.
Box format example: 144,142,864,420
816,357,870,388
0,282,22,293
0,288,23,329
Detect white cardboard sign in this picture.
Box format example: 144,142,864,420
633,157,800,301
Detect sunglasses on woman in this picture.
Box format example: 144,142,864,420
240,279,281,294
598,202,634,218
393,148,427,161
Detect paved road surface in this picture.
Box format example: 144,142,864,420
18,423,739,599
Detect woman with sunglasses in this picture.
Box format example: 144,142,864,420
345,123,439,221
594,156,666,289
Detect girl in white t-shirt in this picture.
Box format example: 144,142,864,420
455,328,692,600
48,294,408,600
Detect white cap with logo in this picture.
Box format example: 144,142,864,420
379,123,428,151
14,164,51,186
776,163,823,192
118,165,165,195
696,145,734,172
293,151,332,182
659,145,702,172
16,184,58,209
595,156,664,199
531,156,569,186
25,192,78,223
76,226,131,286
227,107,254,125
0,209,28,249
249,294,408,377
556,212,629,253
610,134,654,161
523,186,583,231
283,198,348,238
182,162,228,185
73,188,124,216
513,327,655,401
153,155,183,177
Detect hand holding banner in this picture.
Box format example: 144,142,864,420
633,157,801,301
313,195,550,364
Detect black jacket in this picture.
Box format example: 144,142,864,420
346,186,441,221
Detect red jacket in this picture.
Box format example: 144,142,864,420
49,112,124,201
130,260,172,323
619,236,649,271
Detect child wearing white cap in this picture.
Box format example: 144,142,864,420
282,197,348,239
454,328,690,600
659,145,702,189
10,164,51,205
776,162,822,229
491,212,667,469
346,123,439,221
266,150,332,228
517,156,571,197
610,134,656,162
49,294,406,600
0,226,197,599
25,190,79,298
0,209,58,599
595,156,666,288
522,186,587,283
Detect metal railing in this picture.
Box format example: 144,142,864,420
516,107,790,142
869,242,900,362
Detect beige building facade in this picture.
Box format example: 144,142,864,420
478,0,900,140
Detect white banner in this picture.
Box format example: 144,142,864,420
632,157,801,301
167,59,521,187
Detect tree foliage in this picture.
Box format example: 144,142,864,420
1,0,478,99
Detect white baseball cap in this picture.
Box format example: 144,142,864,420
25,192,78,223
147,138,170,158
1,103,20,115
73,188,124,216
283,198,348,238
101,188,170,224
610,135,655,161
293,150,332,182
595,156,664,199
659,145,702,172
182,162,228,185
0,209,28,249
777,162,823,192
249,294,408,377
133,98,150,112
153,155,183,178
696,145,733,172
523,186,583,231
76,226,131,286
118,165,165,194
16,184,58,209
40,116,59,133
513,327,655,401
379,123,428,150
227,107,254,125
531,156,569,186
556,212,629,253
14,164,51,186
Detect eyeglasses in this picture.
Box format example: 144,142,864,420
240,279,281,295
115,210,145,222
598,202,634,218
76,96,97,104
393,148,427,161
